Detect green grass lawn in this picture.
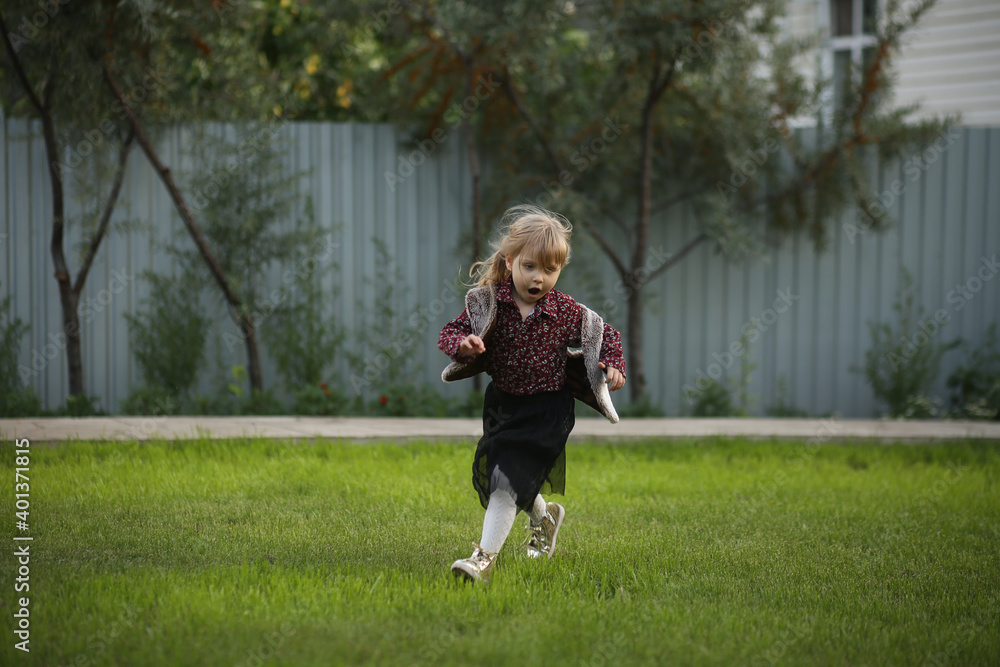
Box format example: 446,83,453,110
1,436,998,666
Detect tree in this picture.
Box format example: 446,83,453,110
95,0,325,393
379,0,952,401
0,2,140,400
176,127,323,388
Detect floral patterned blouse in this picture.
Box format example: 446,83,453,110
438,277,626,395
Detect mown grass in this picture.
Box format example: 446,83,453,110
1,437,998,666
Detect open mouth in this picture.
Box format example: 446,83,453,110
528,287,541,296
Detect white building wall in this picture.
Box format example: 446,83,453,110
785,0,1000,126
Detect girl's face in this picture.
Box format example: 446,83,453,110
505,252,563,305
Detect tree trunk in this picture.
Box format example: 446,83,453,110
626,65,673,401
629,82,659,401
463,58,483,393
626,284,645,403
0,20,89,397
240,315,264,392
41,96,86,397
101,66,264,393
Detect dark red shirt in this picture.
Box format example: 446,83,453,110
438,277,626,395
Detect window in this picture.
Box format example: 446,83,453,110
824,0,878,112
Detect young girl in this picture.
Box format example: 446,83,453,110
438,205,626,582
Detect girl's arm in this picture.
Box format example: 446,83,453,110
597,321,627,378
566,296,627,377
438,309,476,362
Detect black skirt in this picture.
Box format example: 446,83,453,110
472,381,576,511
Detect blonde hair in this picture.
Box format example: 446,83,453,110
469,205,573,287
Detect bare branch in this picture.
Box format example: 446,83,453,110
651,187,702,215
74,129,136,296
101,63,243,310
647,233,707,282
578,215,628,277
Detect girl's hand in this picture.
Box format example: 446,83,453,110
458,334,486,359
599,363,625,391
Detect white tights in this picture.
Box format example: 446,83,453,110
479,469,549,554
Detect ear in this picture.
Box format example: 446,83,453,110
504,253,513,272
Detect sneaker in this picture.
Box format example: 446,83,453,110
450,544,497,582
526,502,565,559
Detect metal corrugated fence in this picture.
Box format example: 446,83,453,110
2,116,998,416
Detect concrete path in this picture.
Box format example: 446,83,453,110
2,416,1000,443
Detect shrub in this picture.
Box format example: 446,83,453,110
58,394,106,417
290,383,349,416
448,389,484,417
857,268,957,418
619,394,667,418
120,385,181,417
946,323,1000,420
0,285,43,417
689,379,736,417
684,333,754,417
368,381,450,417
123,273,209,412
766,375,808,417
263,241,345,408
346,238,425,407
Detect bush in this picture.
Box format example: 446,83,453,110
58,394,106,417
448,389,484,417
1,389,43,417
263,232,344,398
120,385,182,416
238,388,286,416
857,268,957,418
0,285,43,417
946,323,1000,420
289,382,349,416
124,273,209,411
765,375,808,417
689,379,736,417
367,381,450,417
346,238,424,406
